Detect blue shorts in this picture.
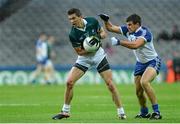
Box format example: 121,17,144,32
134,56,161,76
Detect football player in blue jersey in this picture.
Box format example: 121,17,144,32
31,33,48,84
99,13,162,119
31,33,55,84
52,8,126,120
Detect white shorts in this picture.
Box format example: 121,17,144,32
76,47,106,69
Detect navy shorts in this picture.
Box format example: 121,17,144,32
134,56,161,76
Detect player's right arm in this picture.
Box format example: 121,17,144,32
99,14,121,34
104,21,121,34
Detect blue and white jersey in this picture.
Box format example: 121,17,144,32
35,39,48,64
120,25,158,63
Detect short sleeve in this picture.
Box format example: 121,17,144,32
144,31,152,42
138,30,152,42
120,25,128,36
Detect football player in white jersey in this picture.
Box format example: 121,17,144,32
99,14,162,119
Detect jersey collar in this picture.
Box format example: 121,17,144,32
75,19,87,31
135,26,142,33
129,26,142,35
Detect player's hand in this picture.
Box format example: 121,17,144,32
111,37,121,46
98,14,109,22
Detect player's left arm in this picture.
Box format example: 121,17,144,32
111,37,145,49
121,38,145,49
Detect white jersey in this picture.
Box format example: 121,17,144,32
35,39,48,62
120,25,158,63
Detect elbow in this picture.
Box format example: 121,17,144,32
132,45,139,49
131,47,138,50
128,44,139,49
77,51,83,56
107,27,113,32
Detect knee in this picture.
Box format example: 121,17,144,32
140,79,149,88
66,80,74,89
106,81,115,92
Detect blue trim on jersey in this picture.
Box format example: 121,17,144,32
143,28,152,42
134,56,161,76
138,27,152,42
120,25,128,36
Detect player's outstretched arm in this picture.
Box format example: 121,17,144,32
111,37,145,49
98,14,121,34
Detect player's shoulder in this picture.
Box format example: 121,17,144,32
136,26,152,36
138,26,152,42
84,17,98,23
69,27,76,36
141,26,152,33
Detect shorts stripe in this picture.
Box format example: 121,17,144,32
74,63,88,73
97,57,110,73
134,56,161,76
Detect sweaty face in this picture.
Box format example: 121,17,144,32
68,14,82,27
126,21,139,33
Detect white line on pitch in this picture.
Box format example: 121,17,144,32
0,103,41,106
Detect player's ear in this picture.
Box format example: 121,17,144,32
79,15,83,18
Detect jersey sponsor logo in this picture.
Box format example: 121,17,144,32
92,29,95,33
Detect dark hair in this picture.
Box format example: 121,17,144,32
126,14,141,25
39,32,46,36
67,8,82,17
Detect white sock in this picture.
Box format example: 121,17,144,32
62,104,70,113
117,107,125,115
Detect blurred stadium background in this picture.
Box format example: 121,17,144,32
0,0,179,84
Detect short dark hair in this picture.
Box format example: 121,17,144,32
39,32,46,36
67,8,82,17
126,14,141,25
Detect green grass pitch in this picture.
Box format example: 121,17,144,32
0,83,180,123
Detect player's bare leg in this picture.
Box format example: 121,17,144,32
52,67,85,120
134,76,151,118
31,65,43,83
135,76,147,107
140,67,162,119
64,67,85,104
141,67,157,104
44,65,55,84
100,69,126,119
